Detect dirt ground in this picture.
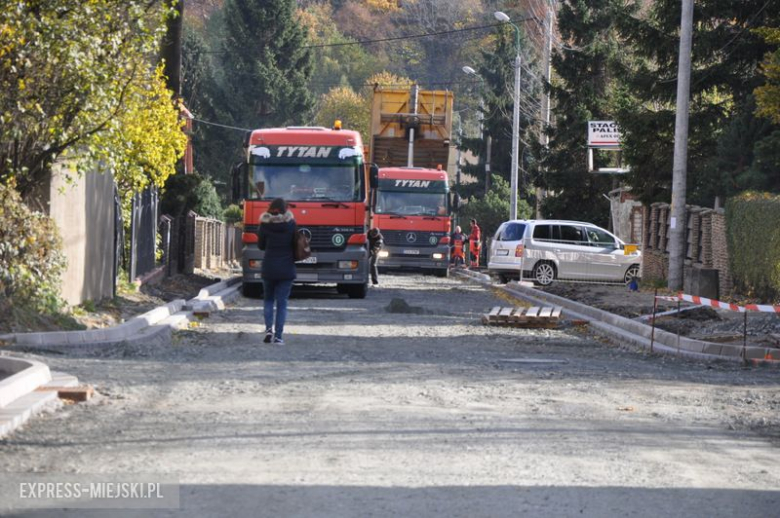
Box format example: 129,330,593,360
538,282,780,351
1,274,778,517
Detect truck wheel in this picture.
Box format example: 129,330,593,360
242,283,263,298
434,268,449,278
346,282,368,299
336,284,348,295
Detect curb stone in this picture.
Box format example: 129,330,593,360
0,276,241,350
0,356,60,439
453,270,778,365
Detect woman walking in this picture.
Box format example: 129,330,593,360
257,198,296,344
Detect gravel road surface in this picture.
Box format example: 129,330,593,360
1,274,778,517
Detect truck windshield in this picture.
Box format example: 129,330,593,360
251,163,361,202
375,191,448,216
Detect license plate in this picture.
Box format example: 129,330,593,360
296,273,318,282
296,256,317,264
496,249,510,256
403,249,420,255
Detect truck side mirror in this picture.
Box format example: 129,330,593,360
369,163,379,189
230,161,245,203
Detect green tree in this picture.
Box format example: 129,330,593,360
615,0,780,205
459,24,540,205
190,0,314,190
459,176,532,241
161,172,223,220
314,87,370,142
538,0,630,227
754,27,780,124
0,1,178,200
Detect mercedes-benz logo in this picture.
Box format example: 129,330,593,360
405,232,417,243
300,228,312,240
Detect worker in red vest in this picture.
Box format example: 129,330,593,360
469,218,481,269
450,225,466,267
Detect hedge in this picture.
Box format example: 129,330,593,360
726,192,780,301
0,183,66,316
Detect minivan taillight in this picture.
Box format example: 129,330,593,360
515,244,524,257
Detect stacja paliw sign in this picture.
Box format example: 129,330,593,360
587,121,622,148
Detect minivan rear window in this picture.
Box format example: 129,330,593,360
502,222,525,241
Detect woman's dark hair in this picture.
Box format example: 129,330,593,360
268,197,287,215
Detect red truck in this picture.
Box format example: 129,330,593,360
370,166,455,277
368,87,458,276
235,125,370,298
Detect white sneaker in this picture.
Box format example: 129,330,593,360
273,337,285,345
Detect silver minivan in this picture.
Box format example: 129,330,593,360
487,219,641,285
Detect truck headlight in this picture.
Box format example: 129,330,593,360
378,250,389,258
432,253,444,260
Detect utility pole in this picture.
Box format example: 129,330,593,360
668,0,694,291
495,11,523,221
538,0,555,218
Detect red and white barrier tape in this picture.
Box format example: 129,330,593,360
678,293,780,313
654,295,680,302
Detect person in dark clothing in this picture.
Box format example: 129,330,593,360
257,198,296,344
367,227,384,285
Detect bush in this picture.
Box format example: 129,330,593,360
223,204,243,226
458,176,532,240
160,172,223,219
726,192,780,301
0,183,66,316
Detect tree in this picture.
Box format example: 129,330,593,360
459,175,532,241
539,0,630,227
615,0,780,205
459,24,540,204
190,0,315,189
754,27,780,124
161,172,223,220
314,87,370,142
0,1,178,201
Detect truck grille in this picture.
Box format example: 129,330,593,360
247,225,363,251
383,230,446,248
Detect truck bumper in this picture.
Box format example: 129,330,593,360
242,246,369,286
377,245,450,272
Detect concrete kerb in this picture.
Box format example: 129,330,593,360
452,270,777,364
0,276,242,350
0,356,52,408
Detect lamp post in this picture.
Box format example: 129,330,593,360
494,10,522,220
462,66,493,194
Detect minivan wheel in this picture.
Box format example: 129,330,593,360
498,273,510,284
624,264,640,284
532,262,556,286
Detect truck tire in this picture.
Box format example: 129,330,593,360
346,282,368,299
434,268,449,278
336,284,349,295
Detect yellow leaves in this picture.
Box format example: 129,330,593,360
754,27,780,124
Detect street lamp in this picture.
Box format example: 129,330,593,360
494,10,522,220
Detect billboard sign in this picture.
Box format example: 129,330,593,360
588,121,621,148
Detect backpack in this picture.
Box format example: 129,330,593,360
293,229,311,261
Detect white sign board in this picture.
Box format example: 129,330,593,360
588,121,621,148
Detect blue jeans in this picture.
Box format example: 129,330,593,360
263,278,293,340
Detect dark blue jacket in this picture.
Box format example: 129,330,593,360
257,211,297,281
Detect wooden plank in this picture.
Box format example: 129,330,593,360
538,307,553,319
525,307,540,318
488,306,501,316
551,307,563,319
508,308,528,323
